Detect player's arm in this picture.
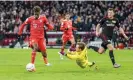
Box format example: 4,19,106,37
96,18,105,36
119,27,128,40
66,47,87,60
18,18,30,35
116,19,129,40
72,27,77,30
66,49,87,60
96,24,101,36
66,52,79,60
66,50,79,60
60,21,70,31
60,22,68,31
44,17,54,30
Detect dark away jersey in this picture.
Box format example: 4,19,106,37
98,17,120,37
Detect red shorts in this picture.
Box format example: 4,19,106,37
62,35,74,43
29,38,46,51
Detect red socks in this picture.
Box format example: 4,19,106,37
31,51,36,64
61,46,65,53
43,57,48,64
31,50,49,64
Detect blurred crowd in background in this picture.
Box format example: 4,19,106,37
0,1,133,47
0,1,133,33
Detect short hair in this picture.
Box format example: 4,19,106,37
77,42,86,51
108,8,114,12
33,6,41,13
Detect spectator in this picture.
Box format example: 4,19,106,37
0,1,132,32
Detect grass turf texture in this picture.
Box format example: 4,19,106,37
0,48,132,80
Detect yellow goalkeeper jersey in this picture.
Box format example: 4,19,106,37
66,47,89,68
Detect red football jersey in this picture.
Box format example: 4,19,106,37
60,20,73,35
18,15,53,38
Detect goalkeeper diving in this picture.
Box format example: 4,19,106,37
64,42,96,69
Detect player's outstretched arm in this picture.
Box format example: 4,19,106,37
18,18,30,35
60,22,66,31
66,52,79,60
44,16,54,30
72,27,77,31
65,50,79,60
60,26,67,31
96,18,105,37
17,21,28,42
18,23,27,35
45,23,54,31
119,27,129,40
60,21,69,31
96,24,101,37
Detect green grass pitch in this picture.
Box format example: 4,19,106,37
0,48,132,80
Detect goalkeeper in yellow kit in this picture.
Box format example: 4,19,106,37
65,42,96,68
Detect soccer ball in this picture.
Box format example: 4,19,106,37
26,63,35,72
118,43,124,49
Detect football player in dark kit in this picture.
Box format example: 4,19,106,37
89,8,129,68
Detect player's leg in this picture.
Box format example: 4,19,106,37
58,35,70,59
59,35,68,55
29,38,38,64
76,60,96,69
107,44,115,65
107,44,121,68
76,61,86,68
38,38,51,66
116,39,119,49
89,34,107,54
30,44,41,52
58,41,67,59
69,35,76,51
60,41,67,55
113,40,115,48
41,50,51,66
89,45,105,54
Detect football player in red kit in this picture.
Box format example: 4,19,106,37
58,13,76,59
18,6,53,66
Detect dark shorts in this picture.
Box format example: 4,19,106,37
100,34,112,50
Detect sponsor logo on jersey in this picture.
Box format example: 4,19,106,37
106,23,115,26
112,20,116,23
33,24,37,28
107,40,111,42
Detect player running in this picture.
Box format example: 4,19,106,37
65,42,96,69
89,8,129,68
58,13,76,59
18,6,53,66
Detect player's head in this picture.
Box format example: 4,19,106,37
76,42,85,52
64,12,71,20
107,8,115,19
33,6,41,19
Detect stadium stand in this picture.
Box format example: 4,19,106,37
0,1,133,47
